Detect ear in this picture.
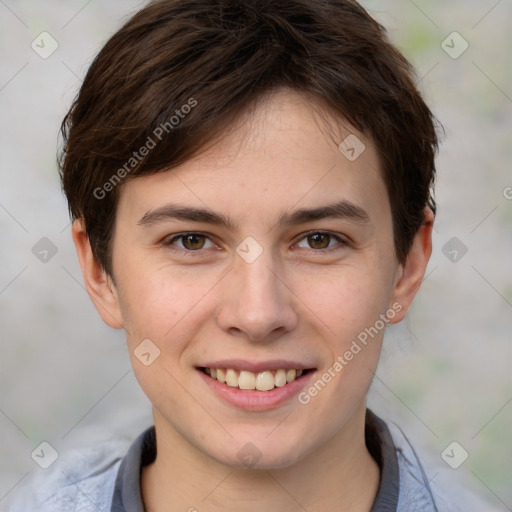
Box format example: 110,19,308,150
71,219,124,329
388,207,434,324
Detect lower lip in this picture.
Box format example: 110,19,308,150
198,369,315,411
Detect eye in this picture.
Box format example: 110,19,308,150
296,232,345,251
165,233,216,251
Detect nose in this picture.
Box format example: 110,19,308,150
216,250,298,343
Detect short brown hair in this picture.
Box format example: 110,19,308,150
59,0,439,276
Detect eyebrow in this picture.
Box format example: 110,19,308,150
278,201,370,226
138,205,235,229
137,200,370,229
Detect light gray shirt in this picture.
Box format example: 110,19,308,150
5,410,498,511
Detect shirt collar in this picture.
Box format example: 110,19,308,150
111,409,399,511
366,409,400,511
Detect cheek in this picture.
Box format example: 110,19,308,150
116,261,222,352
291,263,394,342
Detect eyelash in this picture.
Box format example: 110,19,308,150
162,231,348,255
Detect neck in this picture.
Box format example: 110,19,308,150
141,403,380,512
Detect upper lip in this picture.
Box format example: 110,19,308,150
198,359,315,373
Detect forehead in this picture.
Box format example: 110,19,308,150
117,90,389,227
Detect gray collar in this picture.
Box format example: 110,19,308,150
111,409,399,511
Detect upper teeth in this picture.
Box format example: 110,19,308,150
205,368,304,391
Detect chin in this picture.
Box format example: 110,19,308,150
207,434,311,471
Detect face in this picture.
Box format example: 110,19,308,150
78,90,427,469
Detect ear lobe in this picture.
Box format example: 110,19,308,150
71,219,124,329
388,207,434,324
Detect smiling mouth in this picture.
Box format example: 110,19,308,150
199,367,313,391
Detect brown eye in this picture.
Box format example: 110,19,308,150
180,234,206,250
296,232,345,251
166,233,215,251
307,233,332,249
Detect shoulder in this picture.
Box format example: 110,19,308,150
386,421,499,512
5,438,130,512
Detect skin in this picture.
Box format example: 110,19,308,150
73,89,433,512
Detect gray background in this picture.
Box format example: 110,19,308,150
1,0,511,509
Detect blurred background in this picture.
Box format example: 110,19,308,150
0,0,511,509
